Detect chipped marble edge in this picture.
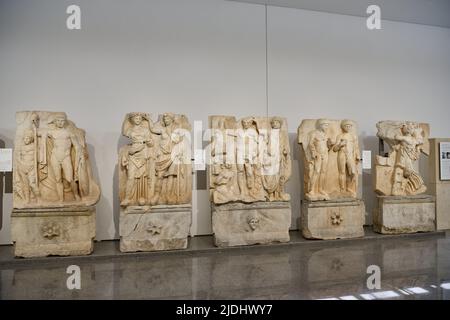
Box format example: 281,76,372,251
122,204,192,214
302,199,364,208
12,206,96,217
377,195,436,204
212,201,291,211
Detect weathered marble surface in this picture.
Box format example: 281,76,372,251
118,112,192,252
119,112,192,206
120,205,191,252
301,199,365,240
209,115,291,204
208,115,292,247
212,201,291,247
373,195,436,234
375,121,430,196
296,119,365,240
298,119,361,201
12,111,100,257
13,111,100,209
11,206,95,258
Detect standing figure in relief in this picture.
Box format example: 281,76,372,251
120,113,154,206
210,115,293,205
262,117,291,201
236,117,264,202
391,122,426,196
13,111,101,209
16,130,40,203
332,120,361,197
212,163,237,204
211,118,227,172
150,113,191,205
210,118,238,203
306,119,332,201
45,114,82,202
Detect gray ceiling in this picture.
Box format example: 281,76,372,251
228,0,450,28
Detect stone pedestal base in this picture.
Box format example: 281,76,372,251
373,195,436,234
11,206,96,258
301,199,365,240
120,204,192,252
212,201,291,247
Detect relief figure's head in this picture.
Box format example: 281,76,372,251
401,122,416,136
316,119,330,132
162,113,175,126
247,216,260,231
54,114,67,129
128,112,148,126
340,120,353,133
132,115,143,126
241,117,255,130
270,117,282,129
23,131,34,145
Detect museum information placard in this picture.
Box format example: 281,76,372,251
0,148,12,172
439,142,450,180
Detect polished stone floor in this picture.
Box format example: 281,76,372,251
1,233,450,299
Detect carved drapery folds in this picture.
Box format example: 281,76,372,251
13,111,101,209
119,112,192,207
209,115,292,205
375,121,429,196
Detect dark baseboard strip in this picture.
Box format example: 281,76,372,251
0,227,446,268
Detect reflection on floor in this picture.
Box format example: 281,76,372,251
0,234,449,299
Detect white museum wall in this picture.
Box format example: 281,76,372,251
1,0,450,244
267,6,450,224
